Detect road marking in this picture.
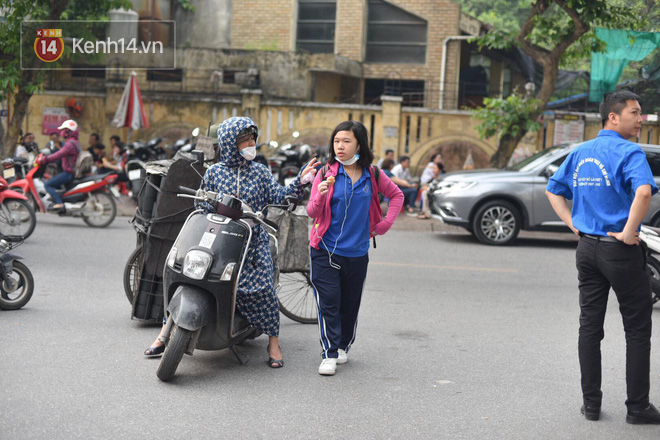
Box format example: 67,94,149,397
371,261,518,273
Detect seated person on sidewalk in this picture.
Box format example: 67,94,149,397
417,163,443,219
420,153,444,185
377,149,396,168
381,158,417,213
98,141,129,182
391,155,414,183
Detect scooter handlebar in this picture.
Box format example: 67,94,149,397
262,217,279,231
178,186,198,195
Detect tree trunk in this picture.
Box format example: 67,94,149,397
1,79,35,158
493,53,559,167
490,133,526,168
0,0,70,157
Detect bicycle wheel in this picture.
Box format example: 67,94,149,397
278,271,317,324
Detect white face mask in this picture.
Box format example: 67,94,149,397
335,153,359,166
240,146,257,161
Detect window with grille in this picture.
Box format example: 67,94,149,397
366,0,427,64
296,0,336,54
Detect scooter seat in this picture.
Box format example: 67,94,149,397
69,172,113,187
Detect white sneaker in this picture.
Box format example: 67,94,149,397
318,358,337,375
337,349,348,365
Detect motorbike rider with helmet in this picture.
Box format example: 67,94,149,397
38,120,81,211
144,116,319,368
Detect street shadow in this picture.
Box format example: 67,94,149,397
433,231,579,249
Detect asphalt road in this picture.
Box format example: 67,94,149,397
2,214,660,439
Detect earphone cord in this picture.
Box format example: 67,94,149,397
319,165,357,270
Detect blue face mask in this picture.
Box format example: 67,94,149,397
335,153,359,166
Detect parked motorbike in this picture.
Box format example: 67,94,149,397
169,137,194,155
640,226,660,304
9,157,117,228
0,175,37,239
269,143,312,186
154,185,297,381
2,157,30,184
0,233,34,310
128,137,167,163
124,159,147,200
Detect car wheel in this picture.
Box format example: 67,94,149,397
472,200,521,246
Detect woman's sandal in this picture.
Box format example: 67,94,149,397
144,344,165,357
266,344,284,368
417,212,431,220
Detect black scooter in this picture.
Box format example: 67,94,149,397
640,226,660,304
0,234,34,310
155,185,296,381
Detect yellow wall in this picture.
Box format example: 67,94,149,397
26,90,660,176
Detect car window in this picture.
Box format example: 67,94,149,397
552,155,568,167
646,151,660,177
508,146,568,172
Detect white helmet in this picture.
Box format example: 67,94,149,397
57,119,78,132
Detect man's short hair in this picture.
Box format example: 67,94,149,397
110,135,120,143
385,149,394,155
599,91,641,127
90,133,100,142
399,155,410,163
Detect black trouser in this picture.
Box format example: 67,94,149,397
575,236,652,410
310,247,369,359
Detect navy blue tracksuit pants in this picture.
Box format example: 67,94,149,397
310,247,369,359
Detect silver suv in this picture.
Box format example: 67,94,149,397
428,143,660,245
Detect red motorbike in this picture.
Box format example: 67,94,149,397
9,157,118,228
0,176,36,239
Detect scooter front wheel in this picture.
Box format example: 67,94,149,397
646,256,660,304
0,199,37,239
0,261,34,310
157,325,192,382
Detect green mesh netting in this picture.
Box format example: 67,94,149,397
589,28,660,102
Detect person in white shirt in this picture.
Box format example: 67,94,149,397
391,156,413,182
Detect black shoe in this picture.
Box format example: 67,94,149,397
627,403,660,425
581,405,600,421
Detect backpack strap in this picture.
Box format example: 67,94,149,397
372,165,380,186
321,164,329,179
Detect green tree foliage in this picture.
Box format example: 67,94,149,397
459,0,643,167
0,0,193,156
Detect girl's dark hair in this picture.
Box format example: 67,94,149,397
327,120,374,168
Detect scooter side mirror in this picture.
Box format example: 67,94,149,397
285,196,298,212
192,150,205,166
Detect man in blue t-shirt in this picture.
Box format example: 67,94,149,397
546,91,660,424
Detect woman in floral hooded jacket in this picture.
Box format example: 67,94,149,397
144,117,318,368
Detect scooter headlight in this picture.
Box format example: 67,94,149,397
166,246,178,269
182,250,212,280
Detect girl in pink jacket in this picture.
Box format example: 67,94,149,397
307,120,403,376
